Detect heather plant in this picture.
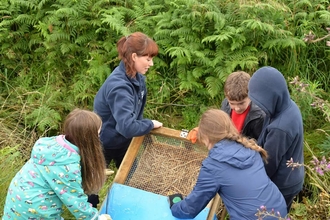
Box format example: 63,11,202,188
256,206,290,220
287,75,330,218
288,76,330,131
287,146,330,219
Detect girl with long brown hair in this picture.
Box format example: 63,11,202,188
3,109,110,219
170,109,287,220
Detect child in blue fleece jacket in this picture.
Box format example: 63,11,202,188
170,109,287,220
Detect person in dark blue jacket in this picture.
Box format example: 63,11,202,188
248,66,305,212
94,32,163,168
170,109,287,220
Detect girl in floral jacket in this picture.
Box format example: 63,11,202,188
3,109,110,220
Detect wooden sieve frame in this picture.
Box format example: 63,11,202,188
113,127,221,220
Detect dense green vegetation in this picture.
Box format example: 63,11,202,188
1,0,330,219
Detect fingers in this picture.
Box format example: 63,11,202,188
152,120,163,128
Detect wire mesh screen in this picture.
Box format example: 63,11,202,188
124,133,208,197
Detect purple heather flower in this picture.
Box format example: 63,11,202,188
316,167,324,175
326,163,330,170
320,156,326,165
311,156,319,166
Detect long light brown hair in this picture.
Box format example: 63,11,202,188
197,109,268,162
116,32,158,77
63,109,106,194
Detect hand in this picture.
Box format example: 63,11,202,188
98,214,112,220
87,194,99,208
168,193,183,208
187,127,198,143
152,120,163,128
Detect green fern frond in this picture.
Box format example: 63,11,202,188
60,43,79,55
101,8,128,35
14,14,37,26
91,0,110,11
75,31,97,45
263,37,305,50
191,66,207,79
74,0,92,12
28,35,43,49
12,40,29,51
49,32,70,42
294,0,313,8
213,46,258,72
193,51,213,67
225,56,259,71
294,12,308,20
37,0,51,10
165,47,191,62
27,106,62,132
179,79,203,91
205,76,223,98
229,34,247,51
317,10,330,22
205,11,226,28
34,21,51,39
10,0,38,10
55,7,79,17
242,19,275,33
71,76,97,105
202,31,234,43
67,19,90,28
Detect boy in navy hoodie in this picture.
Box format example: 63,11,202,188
248,66,305,212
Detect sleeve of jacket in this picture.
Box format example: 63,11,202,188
107,84,153,138
220,98,228,111
170,162,219,219
43,163,99,220
263,128,291,178
251,115,264,140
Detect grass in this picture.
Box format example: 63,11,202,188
0,109,118,219
0,146,25,212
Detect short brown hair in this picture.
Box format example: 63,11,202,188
117,32,159,77
224,71,251,101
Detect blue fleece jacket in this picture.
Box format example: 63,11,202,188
3,136,99,220
171,140,287,220
248,66,304,196
93,61,154,149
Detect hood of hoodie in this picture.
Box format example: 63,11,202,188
30,135,80,167
248,66,291,117
209,139,256,169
